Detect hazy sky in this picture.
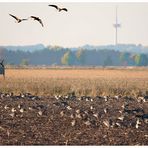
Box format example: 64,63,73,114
0,2,148,47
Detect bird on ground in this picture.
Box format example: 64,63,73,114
30,16,44,27
9,14,28,23
48,5,68,12
71,120,76,126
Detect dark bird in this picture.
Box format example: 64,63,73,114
0,59,4,67
30,16,44,27
48,5,68,12
9,14,28,23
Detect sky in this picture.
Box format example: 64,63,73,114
0,2,148,47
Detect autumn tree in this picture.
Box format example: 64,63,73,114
61,51,75,65
134,54,148,66
75,48,85,65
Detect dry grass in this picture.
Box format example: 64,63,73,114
0,68,148,96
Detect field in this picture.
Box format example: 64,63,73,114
0,68,148,145
1,68,148,96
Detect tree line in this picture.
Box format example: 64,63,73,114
3,47,148,66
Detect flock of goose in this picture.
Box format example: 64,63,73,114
0,92,148,144
53,94,148,128
9,4,68,27
0,92,148,129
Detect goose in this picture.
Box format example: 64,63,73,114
20,108,24,113
60,110,64,117
11,108,16,113
48,4,68,12
136,119,141,129
103,120,110,128
71,120,76,126
104,108,108,114
9,14,28,23
4,105,9,110
38,110,43,116
30,16,44,27
66,105,72,110
84,120,91,126
9,112,15,118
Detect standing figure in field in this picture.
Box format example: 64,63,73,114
0,59,5,79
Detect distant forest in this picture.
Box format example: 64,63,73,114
1,45,148,66
0,45,148,66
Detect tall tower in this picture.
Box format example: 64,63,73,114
113,6,121,45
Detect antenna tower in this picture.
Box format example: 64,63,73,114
113,6,121,45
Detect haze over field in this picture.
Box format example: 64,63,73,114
0,2,148,47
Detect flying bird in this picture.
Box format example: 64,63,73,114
48,5,68,12
30,16,44,27
9,14,28,23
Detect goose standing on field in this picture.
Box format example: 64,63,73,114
30,16,44,27
9,14,28,23
48,5,68,12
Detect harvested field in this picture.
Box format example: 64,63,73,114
0,68,148,145
0,68,148,96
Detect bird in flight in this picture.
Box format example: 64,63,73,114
48,5,68,12
9,14,28,23
30,16,44,27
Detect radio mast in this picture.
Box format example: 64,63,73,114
113,6,121,45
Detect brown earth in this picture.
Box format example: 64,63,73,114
0,93,147,145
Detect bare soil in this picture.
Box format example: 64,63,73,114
0,93,147,145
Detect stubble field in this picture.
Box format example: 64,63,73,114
1,68,148,96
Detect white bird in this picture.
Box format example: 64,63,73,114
11,108,16,112
71,120,76,126
9,112,15,118
90,106,94,110
117,116,124,121
136,119,141,129
93,113,98,119
4,105,9,110
55,95,59,100
76,109,80,114
60,111,64,117
67,106,72,110
38,110,43,116
18,104,23,109
114,95,119,100
76,113,81,119
104,108,108,114
103,120,110,128
84,120,91,126
104,96,108,102
70,114,74,119
115,122,121,127
20,108,24,113
90,98,93,102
